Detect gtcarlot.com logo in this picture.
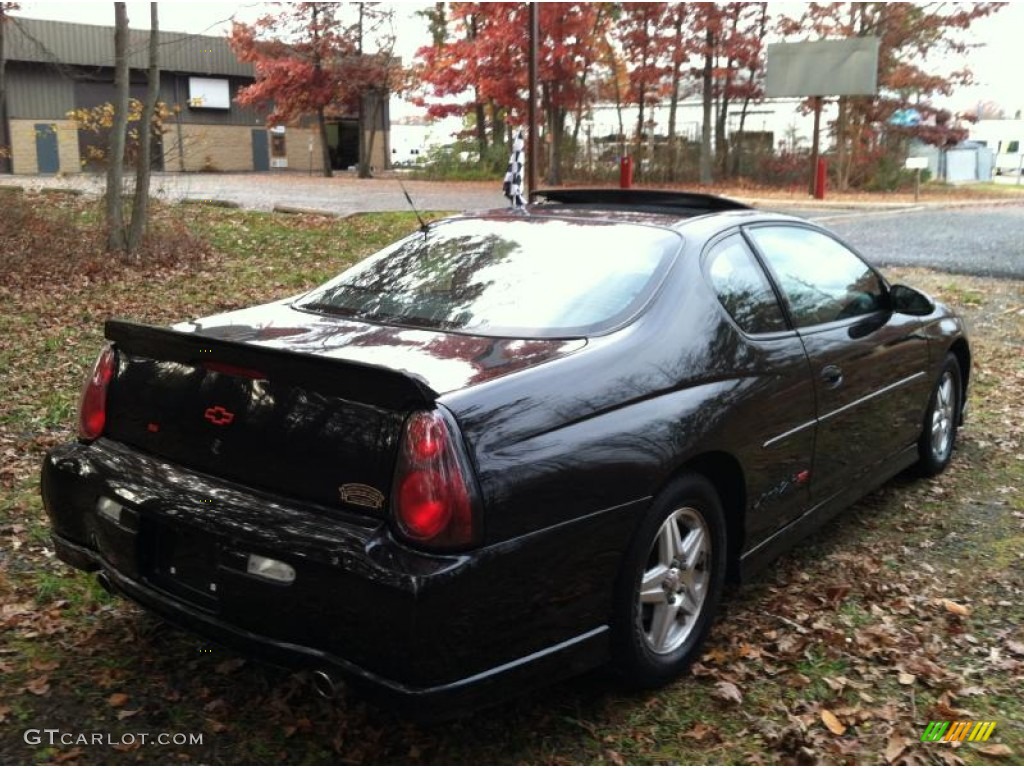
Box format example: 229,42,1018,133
23,729,204,747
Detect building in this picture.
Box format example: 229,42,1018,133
1,17,390,175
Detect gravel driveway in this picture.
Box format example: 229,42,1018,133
6,171,1023,278
3,171,510,216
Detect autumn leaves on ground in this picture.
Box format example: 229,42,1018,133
1,189,1021,765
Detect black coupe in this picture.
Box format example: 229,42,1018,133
41,189,969,717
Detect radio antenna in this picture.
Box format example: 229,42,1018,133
396,175,429,235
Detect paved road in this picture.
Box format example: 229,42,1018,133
7,172,1023,279
804,206,1024,280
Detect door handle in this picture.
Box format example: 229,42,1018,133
821,365,843,388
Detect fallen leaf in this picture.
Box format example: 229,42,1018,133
605,749,626,766
1006,640,1024,657
713,680,743,704
116,709,140,721
885,735,909,764
26,676,50,696
821,708,846,736
682,722,715,741
976,744,1012,757
942,599,971,616
107,692,129,707
956,685,986,697
0,705,10,723
898,671,916,685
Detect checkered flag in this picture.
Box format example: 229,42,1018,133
502,130,526,207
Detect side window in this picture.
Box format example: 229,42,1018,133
747,226,884,328
706,235,788,334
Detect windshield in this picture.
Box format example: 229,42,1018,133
295,217,682,338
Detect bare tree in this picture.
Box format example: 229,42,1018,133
127,2,159,253
699,22,714,185
105,2,130,252
0,3,17,174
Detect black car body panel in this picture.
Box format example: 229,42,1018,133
41,194,970,716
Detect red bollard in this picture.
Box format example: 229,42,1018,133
814,157,828,200
619,155,634,189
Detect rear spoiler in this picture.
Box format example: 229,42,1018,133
104,319,438,411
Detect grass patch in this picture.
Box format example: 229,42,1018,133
0,198,1021,764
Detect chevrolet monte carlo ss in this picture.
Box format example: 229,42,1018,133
42,189,969,717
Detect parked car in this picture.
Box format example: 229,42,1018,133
41,189,969,718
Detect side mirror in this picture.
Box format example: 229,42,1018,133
889,284,935,316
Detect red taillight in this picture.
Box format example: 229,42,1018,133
392,410,478,550
78,345,116,441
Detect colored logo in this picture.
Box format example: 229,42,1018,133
203,406,235,426
921,721,997,743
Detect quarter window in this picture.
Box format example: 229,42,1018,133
747,226,884,328
706,235,788,334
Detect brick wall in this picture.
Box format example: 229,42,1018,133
283,127,324,174
162,122,325,174
9,119,81,175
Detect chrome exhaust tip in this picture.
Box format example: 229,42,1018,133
96,571,114,595
311,670,338,700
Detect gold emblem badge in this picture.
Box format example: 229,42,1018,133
339,483,384,510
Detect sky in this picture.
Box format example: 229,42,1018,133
11,1,1024,120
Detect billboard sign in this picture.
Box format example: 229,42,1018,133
766,38,880,98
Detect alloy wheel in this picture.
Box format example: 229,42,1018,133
637,507,710,655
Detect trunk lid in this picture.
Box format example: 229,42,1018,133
101,306,583,514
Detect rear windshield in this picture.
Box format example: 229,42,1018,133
295,218,681,338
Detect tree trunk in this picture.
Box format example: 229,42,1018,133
666,13,684,183
837,95,847,192
699,26,714,185
106,2,130,252
611,57,625,157
311,4,333,178
731,4,767,178
127,2,159,254
363,91,381,177
489,99,504,149
635,83,645,159
473,97,487,160
0,4,10,174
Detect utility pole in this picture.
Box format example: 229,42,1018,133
527,2,537,202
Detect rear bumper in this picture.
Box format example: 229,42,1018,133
41,439,633,717
51,534,606,719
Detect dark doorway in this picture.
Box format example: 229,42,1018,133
35,124,59,173
251,129,270,172
327,120,359,170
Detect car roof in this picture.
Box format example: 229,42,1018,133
460,188,806,235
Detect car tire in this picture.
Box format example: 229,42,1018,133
611,473,727,689
915,353,962,477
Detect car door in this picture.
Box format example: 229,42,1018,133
744,224,931,505
703,233,817,543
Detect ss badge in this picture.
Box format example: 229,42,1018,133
339,483,384,510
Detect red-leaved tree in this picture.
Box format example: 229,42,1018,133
230,3,387,178
780,2,1003,190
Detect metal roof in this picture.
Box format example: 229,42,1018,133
6,17,254,78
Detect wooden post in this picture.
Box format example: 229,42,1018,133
808,95,822,197
914,168,920,202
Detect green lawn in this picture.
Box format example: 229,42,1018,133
0,194,1021,764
